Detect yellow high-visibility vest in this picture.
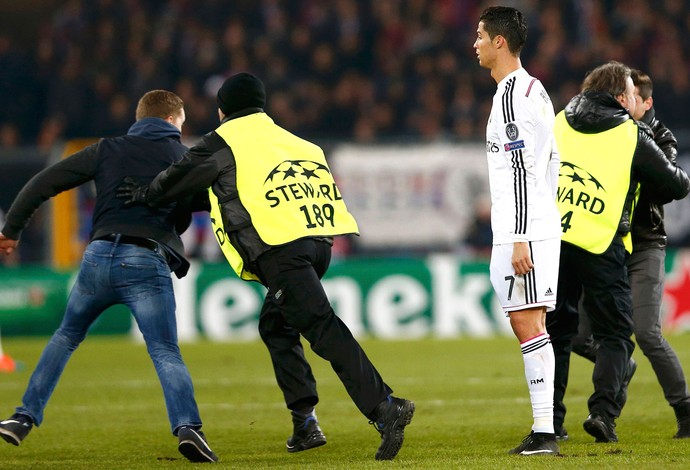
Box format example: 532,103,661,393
207,189,260,281
209,113,359,280
554,111,639,254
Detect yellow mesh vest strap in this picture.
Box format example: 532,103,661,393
555,112,638,254
208,188,259,281
215,114,359,245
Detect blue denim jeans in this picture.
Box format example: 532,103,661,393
17,238,202,434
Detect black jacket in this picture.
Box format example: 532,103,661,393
563,91,690,239
2,118,200,277
631,107,679,249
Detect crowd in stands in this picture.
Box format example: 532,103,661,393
1,0,690,150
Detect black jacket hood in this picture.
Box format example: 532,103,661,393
127,117,181,140
564,91,632,134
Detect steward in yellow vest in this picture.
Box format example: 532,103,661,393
554,91,688,255
117,72,414,460
209,112,359,280
554,112,638,254
545,61,689,443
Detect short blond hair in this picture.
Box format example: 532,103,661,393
135,90,184,121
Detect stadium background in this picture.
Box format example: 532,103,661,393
2,0,690,339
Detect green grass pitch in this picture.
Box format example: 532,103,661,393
1,335,690,468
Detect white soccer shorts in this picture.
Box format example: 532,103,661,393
489,237,560,315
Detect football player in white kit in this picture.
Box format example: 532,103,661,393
474,6,561,456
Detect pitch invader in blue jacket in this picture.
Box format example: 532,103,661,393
0,90,217,463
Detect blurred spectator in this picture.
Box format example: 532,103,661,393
36,117,66,152
1,0,689,149
463,196,492,259
92,93,133,138
0,35,35,142
181,213,221,263
0,124,21,148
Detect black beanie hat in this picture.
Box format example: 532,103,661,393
216,72,266,115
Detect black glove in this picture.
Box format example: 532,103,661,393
116,177,150,207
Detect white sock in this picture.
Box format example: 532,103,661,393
521,333,555,434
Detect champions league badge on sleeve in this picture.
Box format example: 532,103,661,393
505,123,519,141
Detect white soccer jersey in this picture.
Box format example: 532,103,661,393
485,68,561,244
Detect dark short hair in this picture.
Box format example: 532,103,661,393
479,6,527,55
581,61,632,96
631,69,653,100
135,90,184,121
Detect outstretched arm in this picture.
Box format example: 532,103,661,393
2,144,98,240
148,132,226,205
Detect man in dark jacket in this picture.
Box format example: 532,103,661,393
118,72,415,461
546,61,690,443
0,90,217,463
567,69,690,440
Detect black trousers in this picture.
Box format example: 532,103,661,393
547,238,635,427
573,247,690,406
255,238,392,419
